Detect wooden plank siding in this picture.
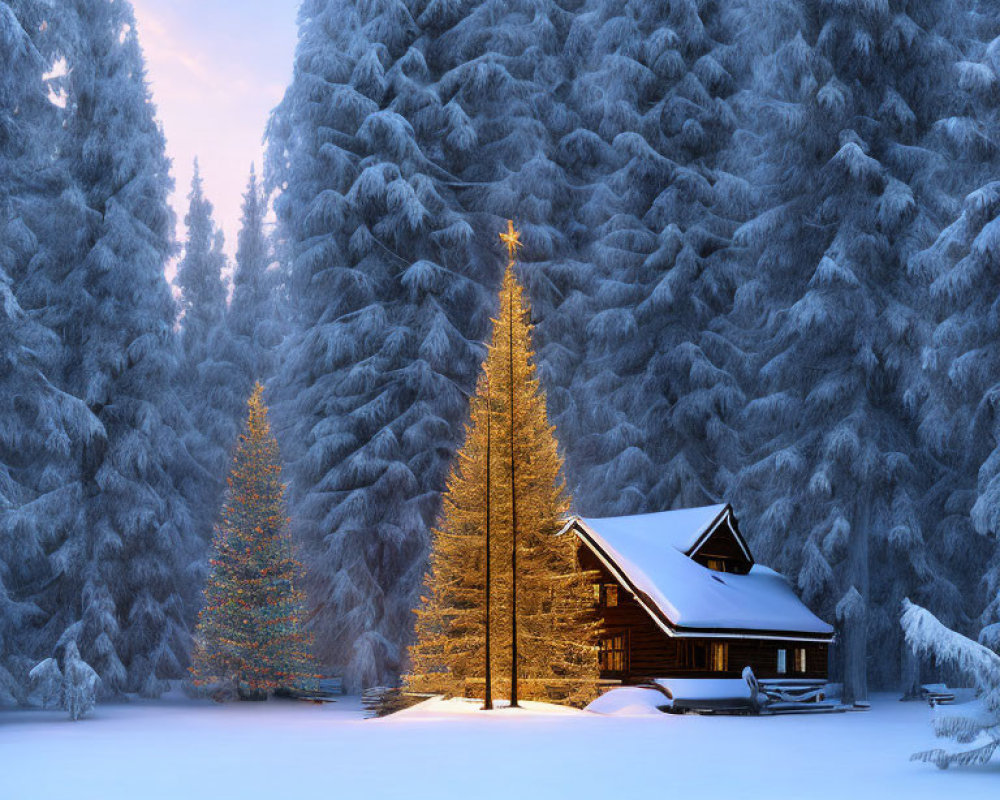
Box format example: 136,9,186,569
579,544,829,683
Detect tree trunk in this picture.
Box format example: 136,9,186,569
899,640,921,700
841,493,871,706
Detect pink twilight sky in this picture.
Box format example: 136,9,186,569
130,0,301,276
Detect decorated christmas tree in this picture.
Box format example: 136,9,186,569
406,223,599,708
190,384,315,699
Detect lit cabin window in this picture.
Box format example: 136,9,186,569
794,648,807,673
709,642,729,672
604,584,618,607
592,584,601,605
599,633,627,673
704,558,728,573
777,649,787,675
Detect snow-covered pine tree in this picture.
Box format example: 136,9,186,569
909,6,1000,654
959,12,1000,649
414,0,599,577
175,162,241,532
729,0,962,703
0,262,74,706
910,180,1000,653
0,0,95,706
407,255,598,706
267,0,765,691
422,0,591,405
556,0,749,516
227,164,282,397
27,0,202,697
177,162,228,368
902,599,1000,768
267,0,493,689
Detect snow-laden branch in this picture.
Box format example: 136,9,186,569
901,599,1000,769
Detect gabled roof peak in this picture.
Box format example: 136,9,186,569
570,503,730,556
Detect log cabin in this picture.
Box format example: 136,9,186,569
560,504,835,710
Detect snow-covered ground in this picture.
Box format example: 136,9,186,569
1,691,996,799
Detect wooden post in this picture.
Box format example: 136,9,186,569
499,219,522,710
509,265,519,708
483,371,493,711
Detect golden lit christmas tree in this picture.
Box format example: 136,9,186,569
406,222,599,707
190,383,316,699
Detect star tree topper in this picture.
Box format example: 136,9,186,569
499,219,522,263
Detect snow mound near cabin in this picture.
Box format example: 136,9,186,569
585,687,667,716
386,696,586,720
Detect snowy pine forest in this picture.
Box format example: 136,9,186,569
3,0,1000,707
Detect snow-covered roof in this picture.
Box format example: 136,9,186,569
565,506,834,641
584,504,730,555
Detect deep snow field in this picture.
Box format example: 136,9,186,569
1,691,996,800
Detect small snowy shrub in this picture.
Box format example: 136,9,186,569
62,643,99,720
901,600,1000,768
30,643,100,721
28,658,63,710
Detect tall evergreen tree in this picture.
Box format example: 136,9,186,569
264,0,1000,697
191,384,315,699
910,5,1000,642
25,0,202,697
266,0,755,691
176,162,228,379
556,0,750,516
407,251,599,706
228,164,281,396
267,0,610,691
0,2,55,704
912,182,1000,637
729,0,963,702
175,162,240,525
424,0,593,491
267,0,492,689
0,0,92,704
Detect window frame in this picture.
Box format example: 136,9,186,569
709,641,729,673
599,630,628,674
604,583,618,607
594,583,620,608
794,647,807,674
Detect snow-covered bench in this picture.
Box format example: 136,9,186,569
645,672,836,714
650,678,755,713
919,683,955,706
